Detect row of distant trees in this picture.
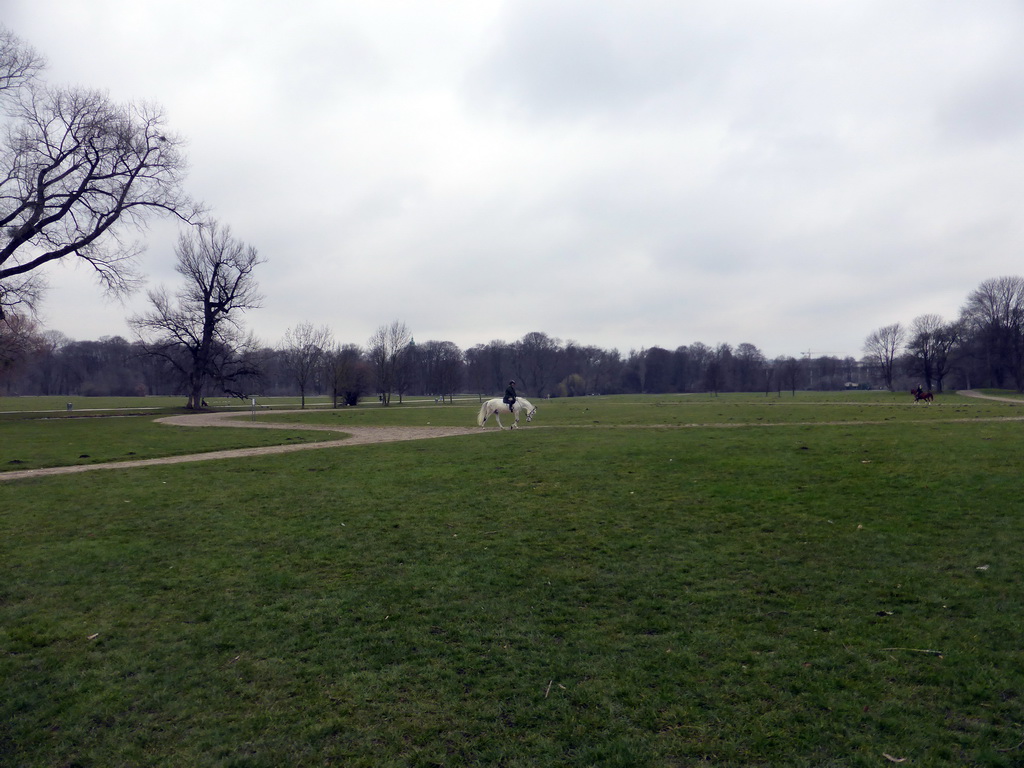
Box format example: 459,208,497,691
4,268,1024,402
0,324,845,401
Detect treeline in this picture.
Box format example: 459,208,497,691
0,325,864,400
6,273,1024,402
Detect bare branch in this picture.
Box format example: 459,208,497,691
0,26,44,99
1,81,203,317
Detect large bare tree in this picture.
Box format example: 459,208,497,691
905,314,963,392
368,320,412,405
0,25,199,319
282,321,332,409
130,223,264,409
863,323,906,391
960,276,1024,390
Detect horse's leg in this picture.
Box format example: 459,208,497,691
494,410,503,429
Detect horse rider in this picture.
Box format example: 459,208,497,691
503,380,517,413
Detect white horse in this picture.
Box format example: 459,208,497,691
477,397,536,430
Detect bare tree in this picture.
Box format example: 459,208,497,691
130,223,264,409
0,311,41,392
775,356,800,395
282,321,332,409
761,357,776,396
465,340,513,394
514,331,561,397
735,342,766,392
0,26,200,319
930,320,962,393
325,343,369,407
959,276,1024,390
394,336,416,403
906,314,955,391
672,343,709,393
368,320,412,405
419,339,464,402
863,323,906,390
29,328,68,395
0,25,44,97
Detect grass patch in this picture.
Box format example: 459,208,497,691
0,414,334,472
257,390,1024,428
0,396,189,414
2,395,1024,765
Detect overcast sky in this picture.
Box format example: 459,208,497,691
5,0,1024,359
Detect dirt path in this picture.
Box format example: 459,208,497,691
0,411,488,482
958,389,1024,404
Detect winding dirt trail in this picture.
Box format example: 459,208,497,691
0,411,488,482
958,389,1024,404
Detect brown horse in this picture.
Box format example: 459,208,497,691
912,388,934,403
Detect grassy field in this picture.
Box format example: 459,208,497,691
251,390,1024,427
0,400,336,473
3,391,1024,766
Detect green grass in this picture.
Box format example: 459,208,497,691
0,395,189,413
3,394,1024,765
0,417,335,473
0,395,336,414
254,389,1024,427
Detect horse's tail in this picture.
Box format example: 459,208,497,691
477,401,488,427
